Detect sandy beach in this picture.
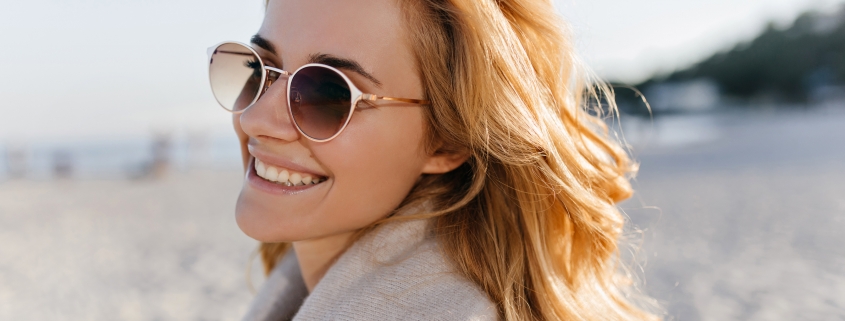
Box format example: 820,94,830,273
1,108,844,320
0,170,258,320
625,108,845,320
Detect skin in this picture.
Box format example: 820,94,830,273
232,0,467,291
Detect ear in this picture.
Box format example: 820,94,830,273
421,149,471,174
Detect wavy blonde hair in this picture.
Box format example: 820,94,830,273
259,0,658,319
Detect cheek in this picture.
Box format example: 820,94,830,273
233,114,250,170
316,108,428,226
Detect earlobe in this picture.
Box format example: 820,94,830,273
421,151,471,174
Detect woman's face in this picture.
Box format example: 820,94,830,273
233,0,450,242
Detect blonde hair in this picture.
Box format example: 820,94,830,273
259,0,659,319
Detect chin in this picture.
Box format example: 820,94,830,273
235,192,308,243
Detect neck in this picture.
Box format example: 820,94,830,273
292,231,355,292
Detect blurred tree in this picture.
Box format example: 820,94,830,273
623,6,845,111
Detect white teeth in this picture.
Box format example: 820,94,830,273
254,158,324,186
290,173,302,185
265,166,279,182
256,159,266,177
278,170,290,184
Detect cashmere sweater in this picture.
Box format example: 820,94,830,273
241,218,499,321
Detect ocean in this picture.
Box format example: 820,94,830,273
0,130,243,181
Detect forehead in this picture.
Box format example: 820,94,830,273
258,0,409,70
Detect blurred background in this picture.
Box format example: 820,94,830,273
1,0,844,320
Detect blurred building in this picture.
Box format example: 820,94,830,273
645,79,720,113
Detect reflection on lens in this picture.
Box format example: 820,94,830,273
209,43,262,111
290,66,352,140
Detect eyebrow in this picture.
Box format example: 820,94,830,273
250,34,382,88
250,34,277,55
308,53,383,87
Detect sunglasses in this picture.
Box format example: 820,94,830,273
207,41,429,142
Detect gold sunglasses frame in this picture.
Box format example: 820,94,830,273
207,41,430,143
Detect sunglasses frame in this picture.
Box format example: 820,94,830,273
207,41,430,143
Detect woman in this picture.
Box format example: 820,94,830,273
207,0,658,320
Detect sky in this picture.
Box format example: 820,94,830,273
1,0,843,143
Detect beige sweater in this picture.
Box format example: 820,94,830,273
241,218,499,321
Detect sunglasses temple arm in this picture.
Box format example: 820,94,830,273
361,94,430,105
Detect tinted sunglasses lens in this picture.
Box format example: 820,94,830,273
209,43,263,112
290,66,352,140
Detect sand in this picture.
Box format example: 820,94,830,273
623,108,845,320
0,170,259,320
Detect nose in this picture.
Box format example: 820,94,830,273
239,75,300,143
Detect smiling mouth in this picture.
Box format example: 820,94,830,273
254,158,327,186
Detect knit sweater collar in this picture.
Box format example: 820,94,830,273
241,215,498,321
242,218,434,321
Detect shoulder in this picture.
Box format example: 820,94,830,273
295,219,499,320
